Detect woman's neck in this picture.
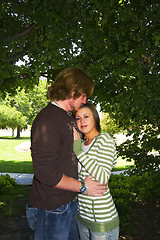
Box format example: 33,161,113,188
84,131,99,146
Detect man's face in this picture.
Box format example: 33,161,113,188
69,94,87,112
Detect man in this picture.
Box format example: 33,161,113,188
26,67,106,240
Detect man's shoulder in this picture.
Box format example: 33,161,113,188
37,102,64,116
34,102,72,124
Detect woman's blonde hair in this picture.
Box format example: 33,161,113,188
47,67,94,100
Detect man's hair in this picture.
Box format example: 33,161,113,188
79,102,101,133
47,67,94,100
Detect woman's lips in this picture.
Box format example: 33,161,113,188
81,125,87,128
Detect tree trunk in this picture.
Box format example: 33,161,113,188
16,127,21,138
12,129,14,137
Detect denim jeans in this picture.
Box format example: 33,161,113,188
26,201,79,240
77,221,119,240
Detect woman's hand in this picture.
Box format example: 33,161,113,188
73,127,81,141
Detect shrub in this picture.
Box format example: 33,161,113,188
0,174,17,193
127,168,160,204
109,174,134,231
109,169,160,232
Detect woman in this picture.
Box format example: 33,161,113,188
73,103,119,240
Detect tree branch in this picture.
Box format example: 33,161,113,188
5,23,36,42
7,50,28,62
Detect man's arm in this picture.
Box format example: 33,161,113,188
55,174,106,197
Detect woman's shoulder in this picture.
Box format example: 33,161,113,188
96,132,115,145
97,132,113,140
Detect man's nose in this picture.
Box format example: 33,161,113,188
82,97,87,104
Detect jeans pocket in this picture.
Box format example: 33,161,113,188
26,204,37,230
46,203,69,215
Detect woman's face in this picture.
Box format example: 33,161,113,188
75,107,96,135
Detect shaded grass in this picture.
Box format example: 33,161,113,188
0,160,33,173
0,136,134,173
113,156,134,171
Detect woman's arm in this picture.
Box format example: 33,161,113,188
74,133,116,185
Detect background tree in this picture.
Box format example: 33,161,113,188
0,104,27,136
27,79,49,123
1,0,160,171
100,112,122,137
1,79,49,137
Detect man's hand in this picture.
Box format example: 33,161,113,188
85,176,107,197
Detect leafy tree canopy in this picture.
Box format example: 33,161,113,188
0,104,27,130
3,79,49,125
100,112,122,136
1,0,160,171
1,0,159,95
1,79,49,137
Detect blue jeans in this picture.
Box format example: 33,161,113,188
26,201,79,240
77,221,119,240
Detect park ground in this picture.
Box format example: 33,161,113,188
0,187,159,240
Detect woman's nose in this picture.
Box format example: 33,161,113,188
80,118,84,124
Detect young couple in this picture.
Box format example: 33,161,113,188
26,67,119,240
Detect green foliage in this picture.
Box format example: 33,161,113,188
109,174,134,231
0,174,17,193
0,104,27,130
100,112,122,136
126,168,160,204
27,79,49,123
5,79,49,124
109,169,160,232
0,0,160,171
0,79,49,136
7,88,33,122
117,125,160,172
1,1,159,93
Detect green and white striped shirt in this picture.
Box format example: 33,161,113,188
74,132,119,232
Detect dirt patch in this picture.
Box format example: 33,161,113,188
0,186,33,240
119,202,160,240
0,215,34,240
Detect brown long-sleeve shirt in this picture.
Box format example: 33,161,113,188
29,102,78,209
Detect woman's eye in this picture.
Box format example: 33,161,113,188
76,117,80,121
84,116,89,119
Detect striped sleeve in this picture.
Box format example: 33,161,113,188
77,133,116,185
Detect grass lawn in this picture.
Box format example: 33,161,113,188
113,156,134,171
0,136,134,173
0,136,33,173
